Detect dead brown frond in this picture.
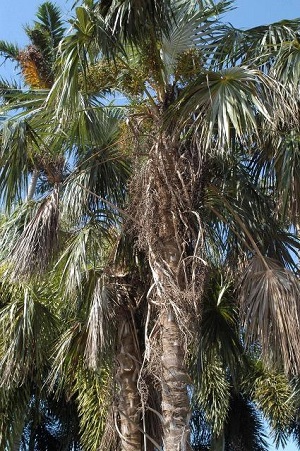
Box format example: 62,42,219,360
85,279,113,370
8,189,59,278
239,256,300,375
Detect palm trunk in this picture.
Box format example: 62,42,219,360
149,221,193,451
161,309,192,451
155,143,194,450
116,316,142,451
130,130,204,449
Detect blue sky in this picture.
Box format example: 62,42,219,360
0,0,300,450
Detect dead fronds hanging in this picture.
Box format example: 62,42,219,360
8,188,59,278
85,279,114,370
239,255,300,375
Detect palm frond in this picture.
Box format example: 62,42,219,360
199,274,245,375
194,353,230,435
85,276,114,369
0,78,24,105
0,40,20,62
225,393,269,451
0,284,57,388
161,7,209,78
267,132,300,223
163,0,233,77
23,2,66,88
48,322,86,393
203,157,300,271
239,256,300,375
0,119,36,211
0,384,31,450
34,1,65,47
62,150,129,223
250,366,294,447
55,221,113,297
97,0,173,46
75,366,116,451
0,205,34,262
47,4,116,118
8,189,59,278
175,66,276,148
208,19,300,70
272,37,300,87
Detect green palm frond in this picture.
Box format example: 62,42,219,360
272,37,300,86
0,88,48,114
209,19,300,70
203,155,300,270
23,2,66,86
0,102,60,212
49,41,85,119
0,204,36,262
162,0,233,79
66,104,123,150
48,4,115,116
273,132,300,224
225,393,269,451
194,353,230,435
33,1,65,47
55,221,113,297
62,152,129,223
0,384,31,450
175,66,275,148
0,78,23,104
249,366,295,447
75,365,115,451
97,0,173,46
0,40,20,62
246,19,300,69
161,7,209,78
248,116,300,227
0,284,57,388
0,119,36,211
199,275,244,375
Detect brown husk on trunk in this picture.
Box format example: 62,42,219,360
128,133,207,449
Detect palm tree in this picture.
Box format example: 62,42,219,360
2,1,300,449
0,2,65,89
0,1,66,213
0,108,137,448
0,3,143,449
45,1,300,449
